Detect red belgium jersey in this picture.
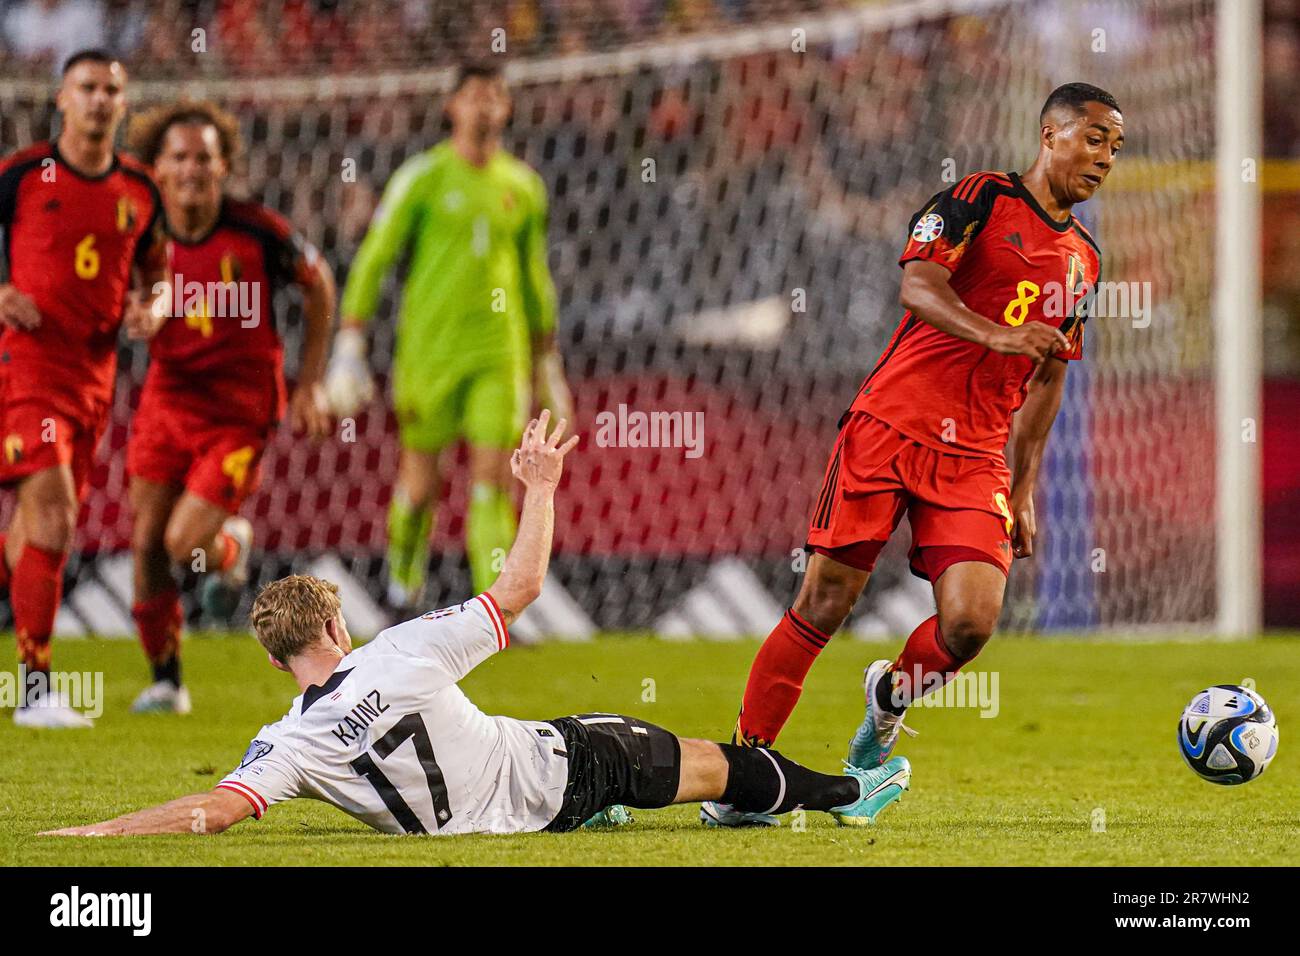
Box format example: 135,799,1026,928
149,197,317,425
0,141,162,420
851,170,1101,458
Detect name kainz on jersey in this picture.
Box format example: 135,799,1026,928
331,688,390,744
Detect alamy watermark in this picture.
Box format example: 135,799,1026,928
1039,279,1153,329
152,274,261,329
892,667,999,718
2,669,104,718
594,404,704,459
49,886,151,936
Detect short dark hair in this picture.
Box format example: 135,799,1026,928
452,60,506,93
1040,83,1120,124
62,48,119,76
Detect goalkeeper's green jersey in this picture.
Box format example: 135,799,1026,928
340,141,556,382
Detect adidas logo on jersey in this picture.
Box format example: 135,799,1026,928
1003,232,1024,249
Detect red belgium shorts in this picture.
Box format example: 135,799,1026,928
805,411,1014,580
0,398,108,499
127,380,272,513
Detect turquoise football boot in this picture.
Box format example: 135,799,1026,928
846,659,917,769
582,805,633,829
830,756,912,826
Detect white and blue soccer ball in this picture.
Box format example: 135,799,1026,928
1178,685,1279,785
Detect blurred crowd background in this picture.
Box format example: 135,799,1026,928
0,0,1297,630
0,0,848,75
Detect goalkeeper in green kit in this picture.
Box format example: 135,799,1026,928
329,61,573,608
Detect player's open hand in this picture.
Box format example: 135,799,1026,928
290,381,333,439
987,323,1069,362
0,284,40,330
123,288,168,340
510,409,579,491
1010,488,1036,558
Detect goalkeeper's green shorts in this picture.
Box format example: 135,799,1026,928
393,361,529,453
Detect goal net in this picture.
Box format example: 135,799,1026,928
0,0,1219,637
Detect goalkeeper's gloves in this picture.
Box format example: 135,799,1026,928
324,327,376,417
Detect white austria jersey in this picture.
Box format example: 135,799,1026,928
218,594,570,835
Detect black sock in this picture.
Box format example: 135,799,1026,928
152,655,181,687
20,665,50,706
875,666,907,715
719,744,859,813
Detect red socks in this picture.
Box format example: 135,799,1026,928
133,588,183,665
889,614,965,708
12,543,68,674
734,607,975,743
735,609,831,747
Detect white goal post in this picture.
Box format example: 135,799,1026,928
1214,0,1263,637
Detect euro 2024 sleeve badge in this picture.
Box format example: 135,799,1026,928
912,212,944,243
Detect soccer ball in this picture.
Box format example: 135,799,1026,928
1177,685,1278,785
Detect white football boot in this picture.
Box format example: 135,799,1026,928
13,689,94,729
130,681,192,715
700,801,780,828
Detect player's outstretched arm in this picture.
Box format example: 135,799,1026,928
40,788,254,837
289,255,338,438
487,410,579,625
1007,356,1068,558
900,260,1068,360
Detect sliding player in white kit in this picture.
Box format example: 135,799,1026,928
42,412,910,838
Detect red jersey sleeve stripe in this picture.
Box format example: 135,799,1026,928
954,173,984,201
954,171,1010,202
217,781,267,818
483,594,508,649
477,593,509,650
220,780,267,814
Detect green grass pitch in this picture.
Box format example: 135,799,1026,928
3,633,1298,866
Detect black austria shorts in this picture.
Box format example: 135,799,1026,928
543,713,682,833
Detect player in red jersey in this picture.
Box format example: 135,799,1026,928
0,50,169,729
703,83,1122,827
123,101,336,713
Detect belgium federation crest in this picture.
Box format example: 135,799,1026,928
1067,253,1088,295
220,251,242,283
116,195,137,233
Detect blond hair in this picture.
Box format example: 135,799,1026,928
249,575,341,662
